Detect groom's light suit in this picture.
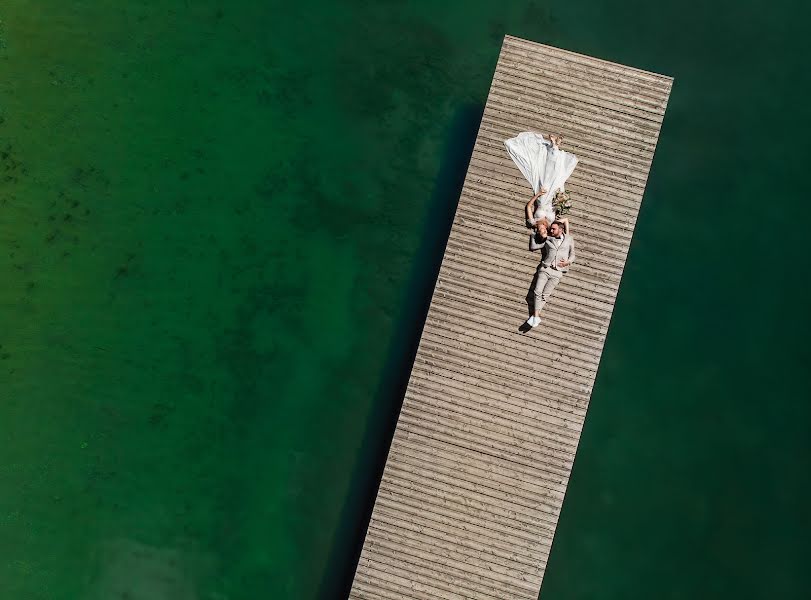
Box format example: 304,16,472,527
533,234,575,312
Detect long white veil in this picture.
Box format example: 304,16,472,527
505,131,578,223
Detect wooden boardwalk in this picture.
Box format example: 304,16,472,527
349,36,672,600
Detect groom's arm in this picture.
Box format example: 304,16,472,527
559,237,575,267
529,231,547,252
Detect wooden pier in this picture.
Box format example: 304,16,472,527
349,36,673,599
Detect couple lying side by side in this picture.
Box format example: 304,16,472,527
505,131,578,329
524,211,575,329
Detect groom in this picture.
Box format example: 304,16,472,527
526,220,575,328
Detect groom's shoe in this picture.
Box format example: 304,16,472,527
526,315,541,328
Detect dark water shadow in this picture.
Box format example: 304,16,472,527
317,103,483,600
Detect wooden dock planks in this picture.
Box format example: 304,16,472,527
349,35,672,600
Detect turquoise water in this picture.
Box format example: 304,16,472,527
1,1,809,599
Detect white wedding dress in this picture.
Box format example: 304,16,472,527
505,131,579,223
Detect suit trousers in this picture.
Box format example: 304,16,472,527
534,266,563,312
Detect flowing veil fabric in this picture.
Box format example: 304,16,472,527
505,131,579,223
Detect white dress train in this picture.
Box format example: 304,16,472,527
505,131,579,224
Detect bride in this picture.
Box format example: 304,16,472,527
505,131,578,226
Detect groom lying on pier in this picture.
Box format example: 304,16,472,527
526,219,575,328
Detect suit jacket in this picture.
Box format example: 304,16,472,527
532,233,575,274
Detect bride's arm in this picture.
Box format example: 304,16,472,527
526,192,543,223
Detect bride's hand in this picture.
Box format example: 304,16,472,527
540,187,548,194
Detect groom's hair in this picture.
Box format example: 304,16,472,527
551,220,565,230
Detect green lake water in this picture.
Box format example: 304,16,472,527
1,1,809,598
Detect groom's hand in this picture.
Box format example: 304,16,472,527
558,259,568,267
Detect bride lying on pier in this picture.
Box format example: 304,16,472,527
505,131,579,226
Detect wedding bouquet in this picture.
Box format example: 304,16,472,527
552,190,572,216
